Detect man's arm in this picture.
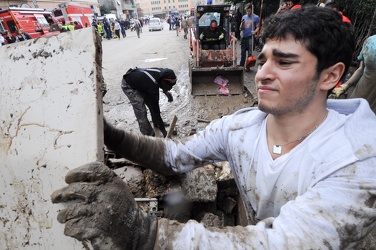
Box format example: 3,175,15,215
154,159,376,249
104,119,175,175
52,158,376,249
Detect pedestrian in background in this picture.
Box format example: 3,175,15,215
239,3,260,71
4,31,16,44
181,16,188,39
16,29,32,41
114,20,121,39
120,19,127,38
0,34,4,46
74,21,83,30
134,19,142,38
103,18,112,40
174,17,181,36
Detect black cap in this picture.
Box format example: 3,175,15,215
160,69,176,81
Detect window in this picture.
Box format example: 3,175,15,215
199,12,221,27
6,20,17,33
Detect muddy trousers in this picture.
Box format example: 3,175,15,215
121,79,155,136
239,36,253,67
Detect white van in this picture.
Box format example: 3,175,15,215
149,18,163,31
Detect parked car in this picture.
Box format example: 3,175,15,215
149,18,163,31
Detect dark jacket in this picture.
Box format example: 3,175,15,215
201,27,224,41
5,35,17,44
123,68,174,132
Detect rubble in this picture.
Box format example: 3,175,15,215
110,159,242,227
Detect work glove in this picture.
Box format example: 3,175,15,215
219,34,224,40
331,84,348,98
165,91,173,102
51,162,157,250
199,33,204,40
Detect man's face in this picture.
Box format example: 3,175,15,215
246,8,252,16
255,36,321,116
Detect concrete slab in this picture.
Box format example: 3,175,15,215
0,28,103,249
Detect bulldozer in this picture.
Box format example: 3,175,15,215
189,4,244,97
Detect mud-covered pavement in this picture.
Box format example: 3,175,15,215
102,22,258,137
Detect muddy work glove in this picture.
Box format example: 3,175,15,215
219,34,224,40
164,91,173,102
199,33,204,40
51,162,157,250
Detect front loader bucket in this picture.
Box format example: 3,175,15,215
190,67,244,96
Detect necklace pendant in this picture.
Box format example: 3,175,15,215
273,145,282,155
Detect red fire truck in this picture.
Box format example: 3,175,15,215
0,7,60,39
52,3,95,27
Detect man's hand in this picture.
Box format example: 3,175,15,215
165,91,173,102
51,162,157,250
332,84,348,98
219,34,224,40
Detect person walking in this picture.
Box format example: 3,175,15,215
114,20,121,39
103,18,112,40
53,6,376,249
134,19,142,38
121,67,177,137
174,17,181,36
181,16,189,39
120,19,127,38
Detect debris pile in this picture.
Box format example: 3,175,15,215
108,158,245,227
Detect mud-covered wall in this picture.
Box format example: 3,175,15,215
0,28,103,249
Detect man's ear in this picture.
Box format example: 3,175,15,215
319,62,345,91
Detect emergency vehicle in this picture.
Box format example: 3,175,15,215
52,3,94,27
0,7,60,39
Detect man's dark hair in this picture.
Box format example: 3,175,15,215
262,5,355,82
325,1,342,11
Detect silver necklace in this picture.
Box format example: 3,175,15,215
271,111,328,155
